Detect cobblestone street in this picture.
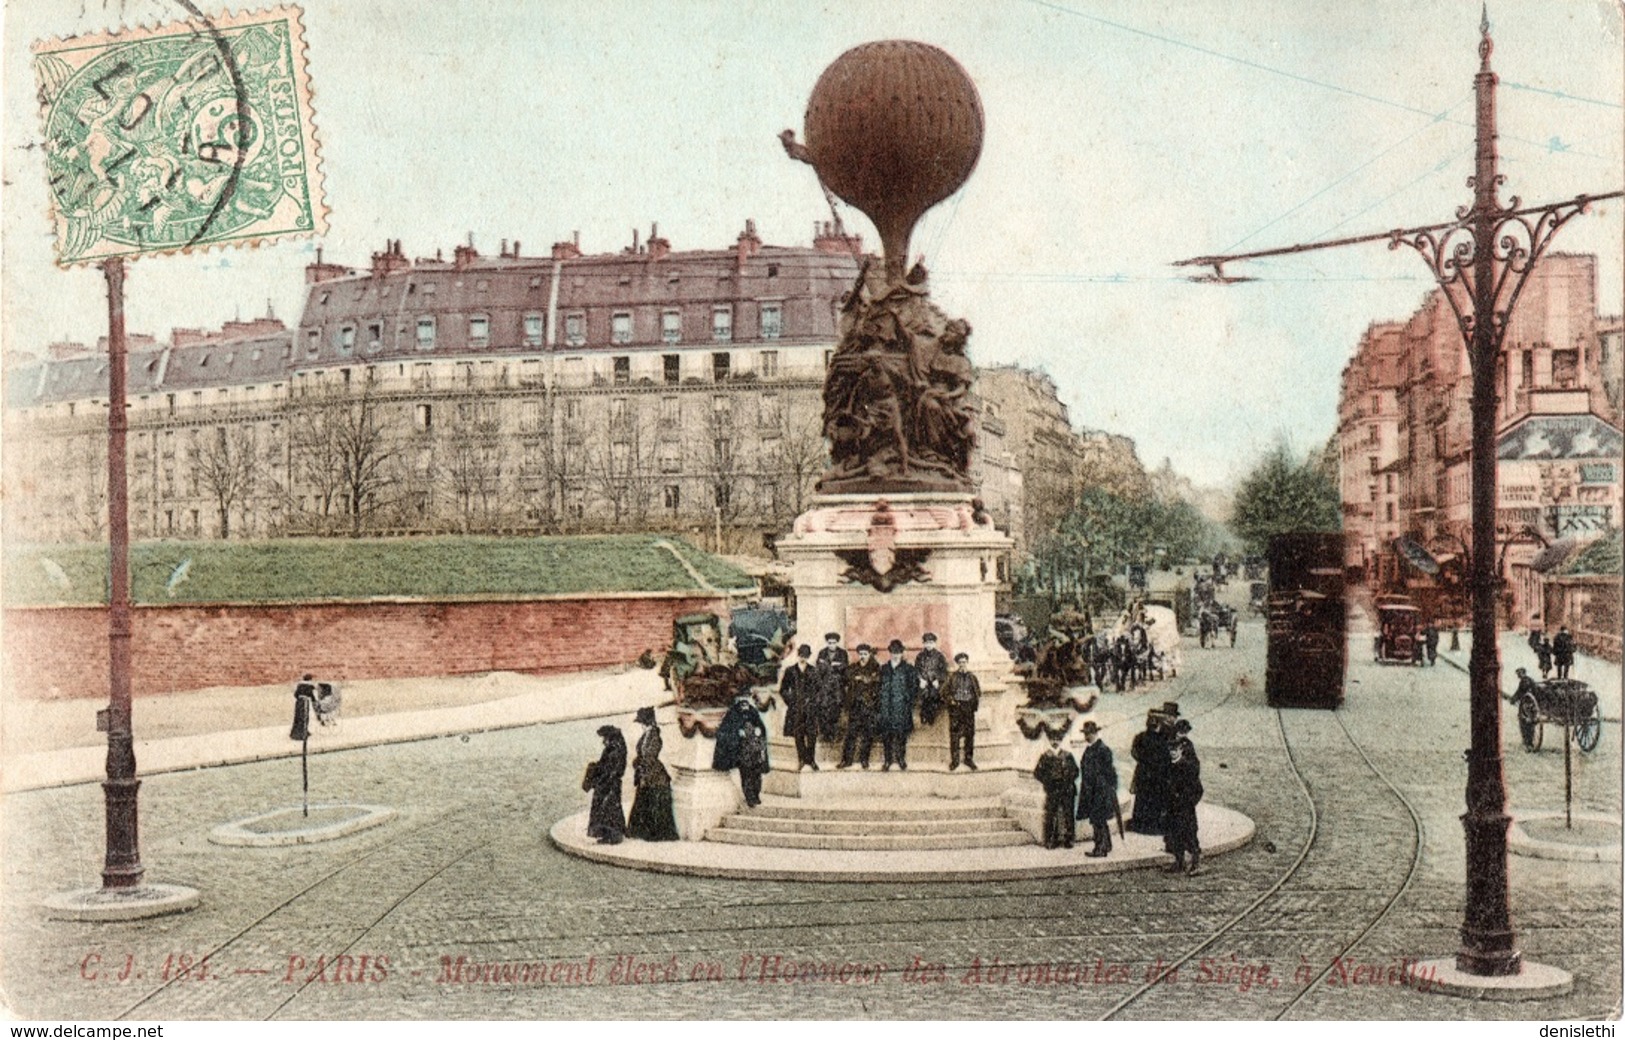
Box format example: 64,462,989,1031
2,614,1618,1021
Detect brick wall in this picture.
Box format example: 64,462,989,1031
4,596,722,699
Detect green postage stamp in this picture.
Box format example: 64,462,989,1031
32,6,325,266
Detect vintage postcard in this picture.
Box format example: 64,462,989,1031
2,0,1621,1027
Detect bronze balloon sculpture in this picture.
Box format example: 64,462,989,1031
783,41,985,495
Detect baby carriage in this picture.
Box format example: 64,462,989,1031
314,682,342,728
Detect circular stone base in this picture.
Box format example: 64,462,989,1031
1404,959,1574,1001
1509,811,1621,862
210,803,394,847
43,883,200,922
549,802,1254,881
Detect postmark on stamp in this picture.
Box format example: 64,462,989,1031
31,6,325,267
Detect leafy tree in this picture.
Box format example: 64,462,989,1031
1230,443,1341,553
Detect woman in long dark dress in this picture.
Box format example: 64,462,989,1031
627,707,679,841
584,725,627,845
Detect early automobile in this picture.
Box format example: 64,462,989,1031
1515,678,1602,753
1373,598,1424,665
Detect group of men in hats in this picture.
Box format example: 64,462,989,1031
1033,702,1202,869
776,632,983,772
1033,720,1118,855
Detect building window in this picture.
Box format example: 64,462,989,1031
712,352,731,382
469,315,490,348
760,393,782,427
1552,349,1579,388
760,304,782,341
412,363,433,389
712,306,732,341
366,322,382,353
758,350,780,378
611,312,633,345
659,442,681,474
660,396,680,426
524,314,544,347
1367,456,1378,474
663,353,681,385
610,397,628,426
662,309,682,344
663,484,681,510
1385,473,1394,493
712,394,732,422
613,356,631,385
306,329,319,356
337,325,356,355
1385,502,1395,522
415,403,432,430
565,313,586,347
416,317,436,349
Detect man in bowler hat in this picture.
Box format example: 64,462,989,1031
1077,720,1118,857
876,639,919,770
779,644,820,769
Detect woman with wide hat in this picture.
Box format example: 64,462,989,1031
627,707,678,841
583,725,628,845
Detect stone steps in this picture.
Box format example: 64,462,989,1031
745,796,1005,822
705,794,1035,851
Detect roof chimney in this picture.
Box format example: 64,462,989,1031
368,239,410,278
736,217,762,270
647,222,670,261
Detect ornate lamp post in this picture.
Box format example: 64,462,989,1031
1175,10,1620,990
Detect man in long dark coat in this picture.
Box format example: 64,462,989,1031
839,645,881,769
1553,626,1576,679
814,633,848,743
1126,709,1171,834
876,639,919,770
779,644,820,770
914,632,948,727
1034,736,1078,849
714,691,770,807
290,673,318,741
944,652,981,770
584,725,627,844
1077,720,1118,857
1164,719,1203,874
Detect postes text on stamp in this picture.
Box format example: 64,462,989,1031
32,6,326,267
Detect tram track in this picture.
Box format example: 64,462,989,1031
109,788,514,1021
1100,704,1424,1020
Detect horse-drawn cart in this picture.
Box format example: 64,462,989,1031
1515,678,1602,753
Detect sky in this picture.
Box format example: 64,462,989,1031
3,0,1621,489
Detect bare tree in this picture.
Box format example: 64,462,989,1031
586,397,659,528
761,394,827,525
696,393,744,526
442,400,505,532
69,431,108,540
192,423,258,538
289,383,400,536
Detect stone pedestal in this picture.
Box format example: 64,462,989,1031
769,493,1022,801
665,710,741,841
